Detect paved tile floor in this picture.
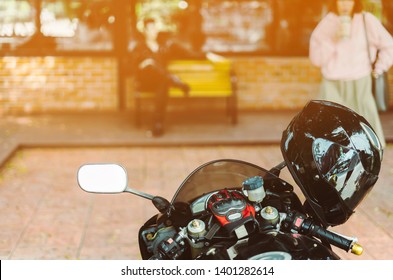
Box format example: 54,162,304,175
0,145,392,260
1,109,393,260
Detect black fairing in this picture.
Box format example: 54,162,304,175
281,100,382,227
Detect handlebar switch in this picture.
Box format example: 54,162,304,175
282,210,307,233
157,236,185,260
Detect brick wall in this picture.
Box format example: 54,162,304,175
0,56,117,114
231,56,322,110
0,56,392,115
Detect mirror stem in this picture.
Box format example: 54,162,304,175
269,161,286,177
124,187,171,214
124,187,155,200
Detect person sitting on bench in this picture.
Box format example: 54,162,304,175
130,18,205,137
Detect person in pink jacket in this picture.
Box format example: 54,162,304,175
310,0,393,148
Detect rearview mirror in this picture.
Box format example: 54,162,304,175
77,163,128,193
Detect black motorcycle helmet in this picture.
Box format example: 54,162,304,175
281,100,383,227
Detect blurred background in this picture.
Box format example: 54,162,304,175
1,0,392,114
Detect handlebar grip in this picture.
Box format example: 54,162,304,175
309,224,359,254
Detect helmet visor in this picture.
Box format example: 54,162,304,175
312,138,375,211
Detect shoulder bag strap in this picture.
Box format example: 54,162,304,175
362,12,374,69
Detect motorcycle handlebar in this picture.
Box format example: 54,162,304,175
285,211,363,255
307,223,362,254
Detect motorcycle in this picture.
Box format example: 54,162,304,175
77,159,362,260
77,101,382,260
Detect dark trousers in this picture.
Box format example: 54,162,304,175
137,64,171,126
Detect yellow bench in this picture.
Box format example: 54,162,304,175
134,56,238,126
